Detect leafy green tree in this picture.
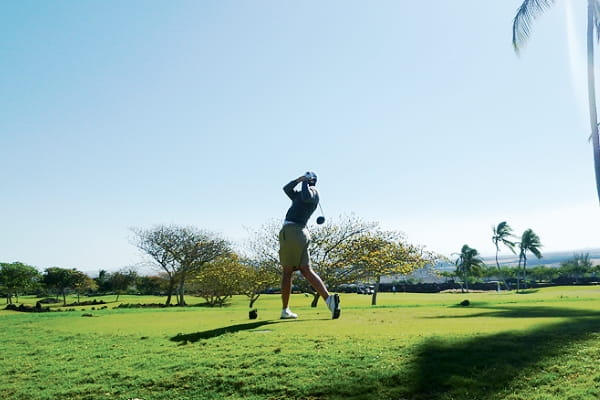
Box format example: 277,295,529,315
560,253,593,284
492,221,516,290
94,269,111,293
0,262,41,304
454,245,486,293
500,265,520,284
136,275,167,295
517,229,543,291
528,265,559,283
109,269,138,301
513,0,600,202
43,267,89,306
71,271,96,303
592,262,600,277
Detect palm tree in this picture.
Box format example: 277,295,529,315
513,0,600,204
517,229,543,291
454,244,486,293
492,221,516,290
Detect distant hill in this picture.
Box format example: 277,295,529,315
485,248,600,268
382,248,600,284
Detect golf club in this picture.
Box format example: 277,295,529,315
316,203,325,224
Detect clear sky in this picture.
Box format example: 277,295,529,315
1,0,599,274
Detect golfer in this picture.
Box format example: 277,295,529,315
278,171,340,319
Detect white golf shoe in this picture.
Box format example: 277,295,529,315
326,294,341,319
280,309,298,319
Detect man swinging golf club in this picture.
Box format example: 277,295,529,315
278,171,340,320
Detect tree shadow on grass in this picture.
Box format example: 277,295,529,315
516,289,540,294
405,306,600,399
170,320,281,344
442,304,600,319
301,306,600,400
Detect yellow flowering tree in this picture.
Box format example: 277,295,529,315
350,231,437,305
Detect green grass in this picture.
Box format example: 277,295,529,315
3,287,600,399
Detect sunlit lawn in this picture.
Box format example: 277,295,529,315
2,286,600,399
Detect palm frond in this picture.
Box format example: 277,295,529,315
512,0,556,53
530,247,543,259
497,221,510,234
519,228,543,259
501,239,517,253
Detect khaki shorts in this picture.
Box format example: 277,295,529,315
279,223,311,268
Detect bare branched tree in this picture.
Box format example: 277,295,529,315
132,225,231,305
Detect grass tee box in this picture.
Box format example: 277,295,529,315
3,286,600,400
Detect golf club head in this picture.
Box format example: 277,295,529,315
316,216,325,225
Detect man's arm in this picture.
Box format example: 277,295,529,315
283,176,306,200
300,181,318,203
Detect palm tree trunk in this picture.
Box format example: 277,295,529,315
495,249,511,290
517,254,522,293
523,255,528,289
588,1,600,203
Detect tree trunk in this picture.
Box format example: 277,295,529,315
165,277,176,306
523,255,528,289
310,293,320,308
62,290,67,306
177,274,186,306
371,276,381,306
249,293,259,309
496,250,511,290
587,2,600,203
517,255,522,293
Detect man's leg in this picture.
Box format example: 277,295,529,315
298,265,329,300
281,266,294,309
280,266,298,319
298,265,341,319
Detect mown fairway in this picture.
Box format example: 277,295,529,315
3,286,600,400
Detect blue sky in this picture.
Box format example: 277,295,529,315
1,1,598,273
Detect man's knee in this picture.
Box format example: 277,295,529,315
298,265,313,275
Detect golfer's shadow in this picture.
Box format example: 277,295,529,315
170,320,281,344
